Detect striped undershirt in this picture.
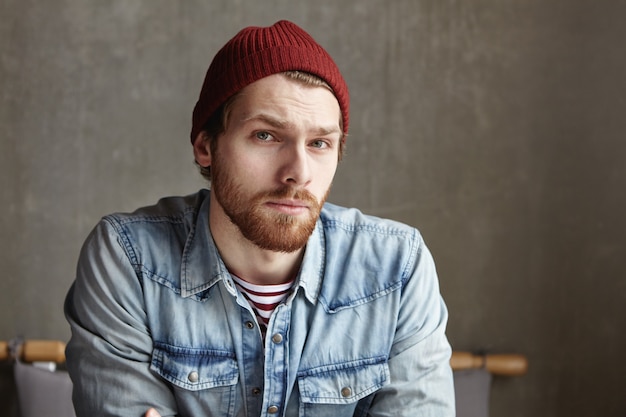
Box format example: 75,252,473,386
231,275,295,338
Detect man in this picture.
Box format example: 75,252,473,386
65,20,455,417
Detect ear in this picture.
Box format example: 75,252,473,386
193,131,212,167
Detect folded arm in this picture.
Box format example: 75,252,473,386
65,219,178,417
368,237,455,416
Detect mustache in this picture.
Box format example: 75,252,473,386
263,186,319,205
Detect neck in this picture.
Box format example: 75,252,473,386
209,195,305,286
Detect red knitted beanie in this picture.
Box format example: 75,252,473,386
190,20,349,142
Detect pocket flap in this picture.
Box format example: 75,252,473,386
298,359,389,404
151,342,238,391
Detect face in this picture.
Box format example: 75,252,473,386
195,74,342,253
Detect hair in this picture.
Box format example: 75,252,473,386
197,71,346,182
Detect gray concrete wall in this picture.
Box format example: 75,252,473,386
1,1,624,416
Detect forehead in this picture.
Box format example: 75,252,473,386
230,74,342,128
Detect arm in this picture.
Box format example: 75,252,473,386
368,236,455,416
64,219,178,417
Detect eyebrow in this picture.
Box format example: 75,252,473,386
242,113,341,136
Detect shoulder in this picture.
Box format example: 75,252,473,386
310,203,435,314
103,190,209,229
87,189,210,265
76,190,212,293
318,202,426,282
320,202,420,240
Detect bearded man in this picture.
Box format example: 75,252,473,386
64,20,455,417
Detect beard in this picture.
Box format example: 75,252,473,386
211,163,329,253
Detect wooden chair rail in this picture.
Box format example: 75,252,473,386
0,340,66,364
1,340,527,376
451,351,528,376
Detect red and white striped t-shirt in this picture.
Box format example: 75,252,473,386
231,275,295,338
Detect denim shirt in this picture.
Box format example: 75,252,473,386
65,189,454,417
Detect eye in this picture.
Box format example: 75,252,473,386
310,139,330,149
255,131,273,141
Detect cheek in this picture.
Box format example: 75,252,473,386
313,160,338,195
240,156,271,180
219,146,262,177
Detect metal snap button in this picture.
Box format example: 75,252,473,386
188,371,199,383
245,321,255,329
267,405,279,414
341,387,352,397
271,333,283,344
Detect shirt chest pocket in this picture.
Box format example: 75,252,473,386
297,358,389,408
151,342,239,391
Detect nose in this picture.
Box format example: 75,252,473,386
279,143,311,186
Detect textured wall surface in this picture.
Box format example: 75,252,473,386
1,1,625,416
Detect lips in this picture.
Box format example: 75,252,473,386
269,199,309,208
265,199,311,215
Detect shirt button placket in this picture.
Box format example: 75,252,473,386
264,305,288,417
240,309,264,416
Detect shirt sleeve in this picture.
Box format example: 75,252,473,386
368,232,456,416
64,218,179,417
